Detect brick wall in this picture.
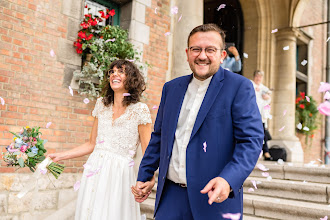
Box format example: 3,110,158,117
297,0,327,163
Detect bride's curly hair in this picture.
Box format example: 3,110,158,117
101,59,146,107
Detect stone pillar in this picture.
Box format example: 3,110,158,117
268,28,304,163
171,0,203,79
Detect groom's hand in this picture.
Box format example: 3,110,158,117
200,177,231,205
131,181,153,203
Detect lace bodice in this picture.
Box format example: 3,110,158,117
92,97,152,158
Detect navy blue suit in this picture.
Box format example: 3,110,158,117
137,67,263,219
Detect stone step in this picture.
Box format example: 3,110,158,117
244,177,330,204
243,214,275,220
140,198,155,220
244,194,330,220
250,161,330,184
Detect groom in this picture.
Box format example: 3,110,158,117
133,24,263,219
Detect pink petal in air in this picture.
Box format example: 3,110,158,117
98,140,104,144
83,98,90,104
152,105,158,110
127,59,135,62
279,126,285,132
178,14,182,22
324,91,330,100
105,38,115,43
251,180,258,189
74,181,81,191
155,7,157,14
222,213,241,220
46,122,52,129
318,82,330,93
50,49,55,57
164,32,171,36
123,93,131,97
320,216,328,220
86,167,101,178
203,142,207,152
256,163,269,171
318,101,330,116
69,86,73,96
283,109,287,116
248,188,254,192
129,150,135,156
271,29,278,33
262,172,269,177
128,160,135,167
216,4,226,11
170,6,178,15
40,168,47,175
83,163,91,170
264,105,270,110
305,96,310,102
0,97,5,105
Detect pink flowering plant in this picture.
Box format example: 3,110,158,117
3,126,65,179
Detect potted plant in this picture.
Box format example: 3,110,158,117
73,6,143,98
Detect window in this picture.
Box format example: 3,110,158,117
85,0,120,26
295,38,308,96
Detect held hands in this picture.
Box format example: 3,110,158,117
131,176,155,203
200,177,231,205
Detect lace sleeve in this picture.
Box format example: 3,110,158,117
92,97,103,118
137,103,152,125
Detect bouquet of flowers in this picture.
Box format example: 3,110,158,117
3,126,65,179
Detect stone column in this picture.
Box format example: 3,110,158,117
170,0,203,79
268,28,304,163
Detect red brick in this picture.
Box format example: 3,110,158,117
74,108,90,115
1,111,23,119
1,35,12,43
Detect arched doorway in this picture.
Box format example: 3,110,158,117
204,0,244,73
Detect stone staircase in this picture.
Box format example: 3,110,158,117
140,162,330,219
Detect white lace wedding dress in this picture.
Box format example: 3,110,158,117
75,97,152,220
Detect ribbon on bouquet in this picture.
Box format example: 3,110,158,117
16,157,53,198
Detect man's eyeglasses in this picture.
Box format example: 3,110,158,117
189,46,222,56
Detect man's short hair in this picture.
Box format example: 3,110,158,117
253,70,264,77
187,23,226,49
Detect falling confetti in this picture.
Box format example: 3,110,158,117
50,49,55,57
69,86,73,96
86,167,101,178
216,4,226,11
123,93,131,97
105,38,116,43
283,46,289,51
178,14,182,22
271,29,278,33
152,105,158,110
98,140,104,144
243,53,248,58
40,168,47,175
171,6,178,15
305,96,310,102
317,158,322,163
83,98,90,104
296,123,302,130
164,32,171,36
74,181,81,191
319,101,330,116
256,163,269,171
320,216,328,220
251,180,258,189
262,172,269,177
83,163,91,170
264,105,270,110
127,59,135,62
266,176,272,181
248,188,254,192
155,8,157,14
129,150,135,156
301,59,308,66
277,159,284,165
327,37,330,42
203,142,207,152
279,126,285,132
303,126,310,131
0,97,5,105
222,213,240,220
128,160,135,167
46,122,52,129
283,109,287,116
318,82,330,93
302,180,308,184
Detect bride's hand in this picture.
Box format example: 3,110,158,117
47,153,63,163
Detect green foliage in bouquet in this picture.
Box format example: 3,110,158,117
3,126,65,179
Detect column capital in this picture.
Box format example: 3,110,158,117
275,27,300,42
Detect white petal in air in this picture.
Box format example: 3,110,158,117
74,181,81,191
203,142,207,152
243,53,248,58
305,96,310,102
164,32,171,36
303,126,310,131
46,122,52,129
256,163,269,171
128,160,135,167
222,213,240,220
296,123,302,130
50,49,55,57
69,86,73,96
129,150,135,156
83,98,90,104
277,159,284,165
301,59,308,66
216,4,226,11
0,97,5,105
327,37,330,42
155,8,157,14
271,29,278,33
248,188,254,192
320,216,328,220
83,163,91,170
267,176,273,181
279,126,285,132
171,6,178,15
318,82,330,93
283,109,287,116
123,93,131,97
283,46,290,51
251,180,257,189
262,172,269,177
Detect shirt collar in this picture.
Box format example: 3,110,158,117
191,75,213,87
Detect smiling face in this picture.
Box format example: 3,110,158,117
109,66,128,93
186,31,227,81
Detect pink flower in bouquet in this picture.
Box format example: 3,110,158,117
20,145,28,153
22,136,28,141
17,152,28,161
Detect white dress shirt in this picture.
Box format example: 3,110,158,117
167,75,213,184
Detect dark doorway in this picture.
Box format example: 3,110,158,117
204,0,244,72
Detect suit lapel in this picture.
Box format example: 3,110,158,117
189,68,225,141
167,74,192,154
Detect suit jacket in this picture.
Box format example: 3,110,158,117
137,67,263,219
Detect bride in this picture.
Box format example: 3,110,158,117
49,59,155,220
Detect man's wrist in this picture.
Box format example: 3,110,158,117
235,55,240,61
